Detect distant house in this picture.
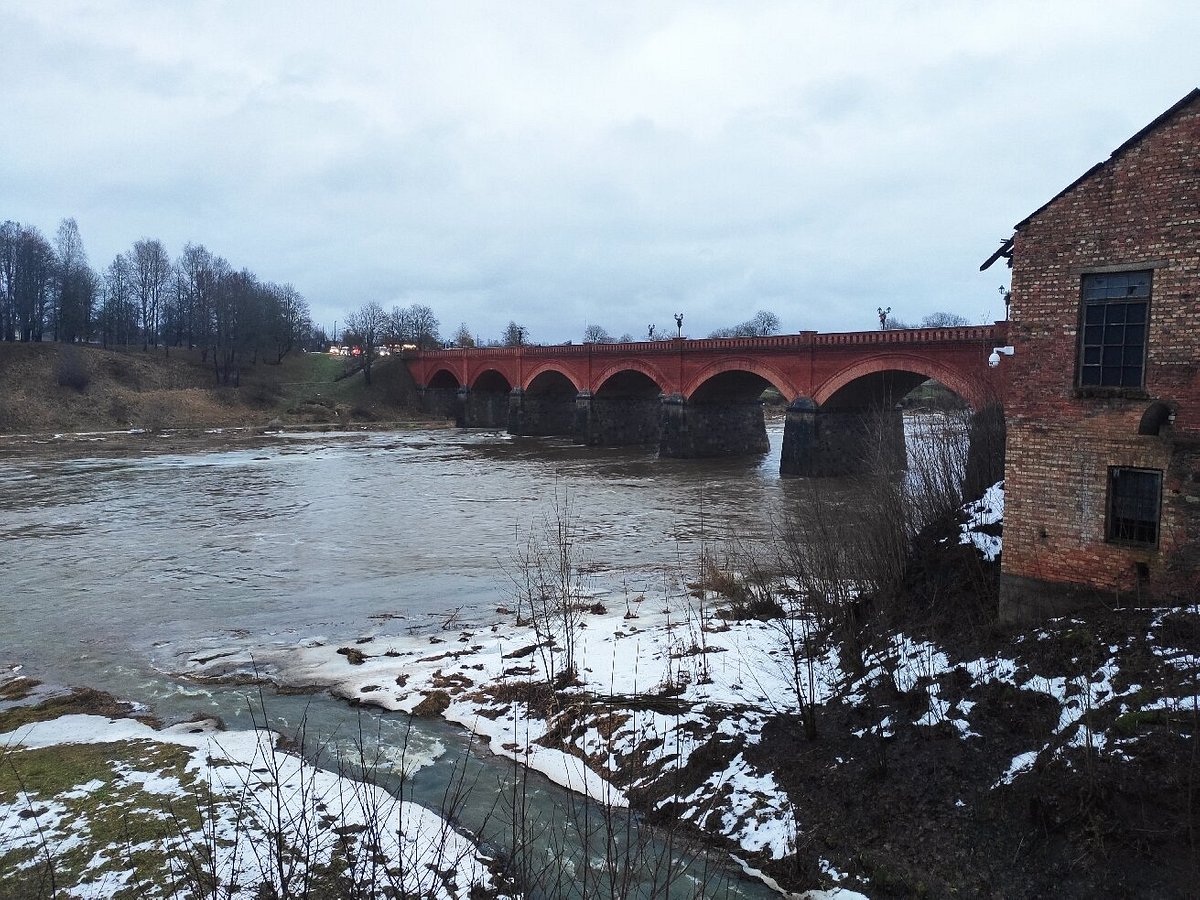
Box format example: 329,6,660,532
984,89,1200,621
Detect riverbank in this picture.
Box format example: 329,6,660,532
0,342,430,440
0,676,511,899
167,485,1200,898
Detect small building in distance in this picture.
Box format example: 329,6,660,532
984,89,1200,621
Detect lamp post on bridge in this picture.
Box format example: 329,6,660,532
674,313,684,339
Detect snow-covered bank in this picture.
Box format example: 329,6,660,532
0,709,508,899
169,481,1200,897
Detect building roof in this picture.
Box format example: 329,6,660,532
980,88,1200,271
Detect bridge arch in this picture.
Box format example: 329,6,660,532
458,368,513,429
585,365,666,447
421,368,463,422
469,368,513,393
515,366,580,438
682,357,799,401
812,354,993,410
522,364,583,394
593,360,670,395
426,368,461,390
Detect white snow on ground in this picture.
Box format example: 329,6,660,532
158,487,1198,898
172,586,1200,883
0,714,507,900
958,480,1003,560
174,590,845,863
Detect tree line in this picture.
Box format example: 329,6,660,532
1,217,315,384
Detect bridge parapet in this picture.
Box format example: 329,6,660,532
411,323,1008,363
811,324,1006,346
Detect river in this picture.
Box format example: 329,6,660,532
2,424,815,898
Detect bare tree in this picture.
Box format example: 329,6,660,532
407,304,440,349
920,311,971,328
171,242,215,351
54,218,94,343
452,322,475,348
129,238,171,350
261,282,309,363
1,224,56,342
388,303,440,349
98,254,137,347
708,309,780,338
582,324,613,343
345,301,389,384
508,491,589,687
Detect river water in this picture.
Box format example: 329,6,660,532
2,424,811,898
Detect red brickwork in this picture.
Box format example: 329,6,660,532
1002,91,1200,605
406,326,1007,409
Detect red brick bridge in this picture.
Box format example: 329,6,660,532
405,324,1009,475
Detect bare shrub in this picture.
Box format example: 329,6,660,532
108,395,132,425
771,405,1000,676
55,347,89,391
507,489,590,688
139,397,172,432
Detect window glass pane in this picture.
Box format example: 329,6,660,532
1078,278,1149,387
1125,273,1151,298
1109,468,1161,545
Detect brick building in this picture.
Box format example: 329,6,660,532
984,89,1200,621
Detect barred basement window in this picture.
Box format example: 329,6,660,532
1107,467,1161,546
1079,271,1150,388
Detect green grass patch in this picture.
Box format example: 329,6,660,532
0,740,205,899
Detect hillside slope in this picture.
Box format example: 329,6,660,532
0,343,427,436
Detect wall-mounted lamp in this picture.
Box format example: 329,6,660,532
988,345,1015,368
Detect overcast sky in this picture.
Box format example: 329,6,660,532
2,2,1197,343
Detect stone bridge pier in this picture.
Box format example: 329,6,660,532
508,386,577,437
659,372,771,458
575,370,665,446
456,388,508,429
420,386,461,422
780,398,905,477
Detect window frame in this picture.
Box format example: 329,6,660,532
1105,466,1163,548
1076,270,1152,390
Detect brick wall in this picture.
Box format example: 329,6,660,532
1002,93,1200,605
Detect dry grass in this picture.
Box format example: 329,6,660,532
0,344,424,436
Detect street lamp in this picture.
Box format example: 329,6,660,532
674,313,683,338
